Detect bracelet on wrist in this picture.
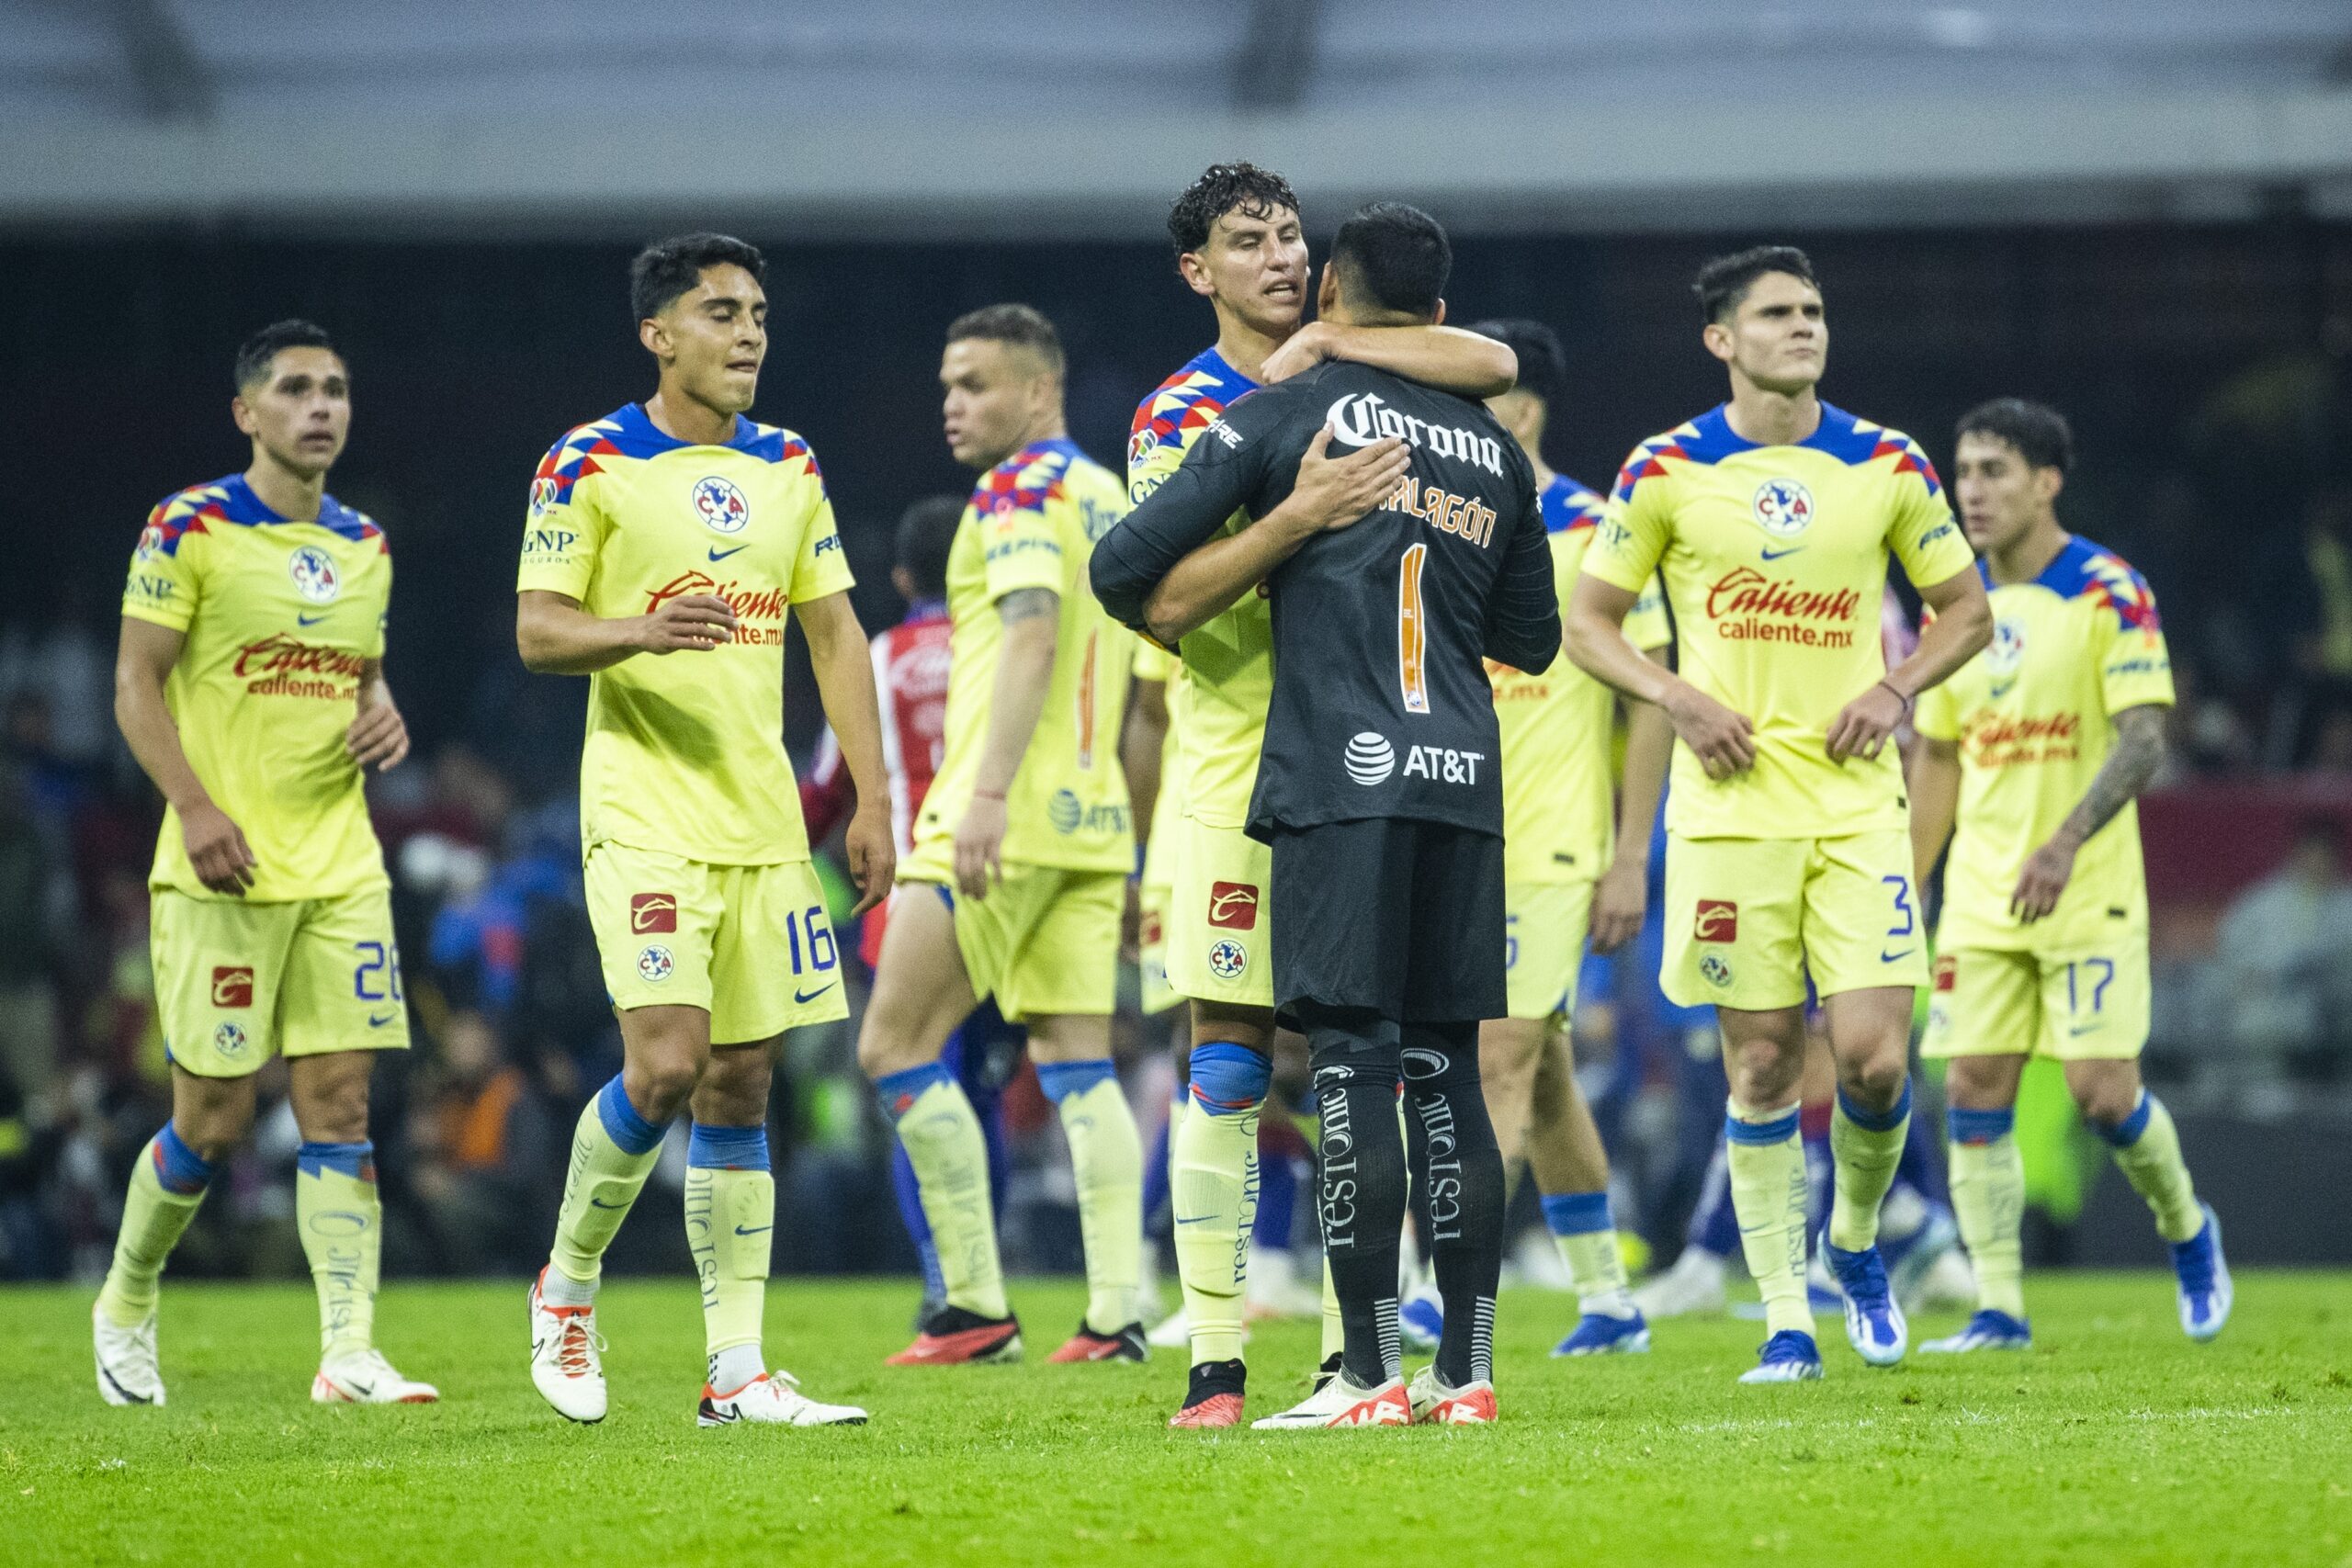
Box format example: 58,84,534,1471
1877,678,1914,718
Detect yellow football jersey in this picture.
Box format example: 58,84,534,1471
1917,536,2174,951
515,402,854,865
1493,476,1673,884
914,438,1136,874
122,475,393,902
1584,400,1974,840
1128,347,1270,830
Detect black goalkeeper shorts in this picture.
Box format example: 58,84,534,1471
1269,818,1506,1026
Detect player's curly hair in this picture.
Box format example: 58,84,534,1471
1692,244,1817,325
1467,319,1566,413
233,319,337,390
1166,163,1301,257
1957,397,2075,475
630,232,766,322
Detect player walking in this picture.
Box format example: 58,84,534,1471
1435,318,1676,1358
1099,203,1561,1428
858,305,1148,1368
96,320,435,1407
1912,398,2228,1351
517,233,890,1427
1564,246,1992,1382
1128,163,1516,1425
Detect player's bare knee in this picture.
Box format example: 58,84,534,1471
625,1046,706,1122
172,1074,255,1158
2067,1061,2141,1129
1838,1047,1909,1111
1945,1055,2021,1110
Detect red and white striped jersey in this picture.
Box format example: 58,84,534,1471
801,599,951,858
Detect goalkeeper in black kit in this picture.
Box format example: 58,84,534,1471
1092,203,1557,1429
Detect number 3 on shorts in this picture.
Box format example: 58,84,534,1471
1883,874,1915,938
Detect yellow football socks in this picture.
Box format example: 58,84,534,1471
685,1123,773,1391
1827,1080,1913,1253
877,1063,1009,1319
548,1077,666,1293
1726,1099,1811,1337
2099,1091,2202,1243
1041,1061,1145,1335
1946,1106,2028,1319
1167,1043,1269,1363
296,1141,381,1361
96,1122,212,1328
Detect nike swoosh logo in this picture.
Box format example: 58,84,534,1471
1174,1213,1216,1225
1760,546,1807,561
734,1224,773,1236
708,544,749,561
1881,948,1916,962
2067,1023,2100,1036
589,1196,631,1209
794,982,839,1004
342,1381,375,1398
368,1011,397,1028
298,613,329,626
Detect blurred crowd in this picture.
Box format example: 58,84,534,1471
6,526,2352,1286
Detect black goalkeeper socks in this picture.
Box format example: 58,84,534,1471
1403,1021,1504,1388
1305,1010,1407,1389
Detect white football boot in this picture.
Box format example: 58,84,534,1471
313,1348,439,1404
94,1303,165,1407
698,1369,868,1427
529,1266,607,1423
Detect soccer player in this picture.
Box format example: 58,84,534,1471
858,305,1148,1367
1127,162,1516,1426
1911,398,2228,1350
96,319,435,1407
802,496,1026,1324
1098,202,1561,1428
1441,318,1676,1358
1564,245,1993,1382
516,233,888,1427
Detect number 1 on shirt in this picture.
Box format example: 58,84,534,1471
1399,543,1430,714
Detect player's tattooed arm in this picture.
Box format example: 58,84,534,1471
797,589,897,917
345,658,410,773
115,615,255,895
955,588,1060,897
1261,322,1519,399
2011,704,2166,922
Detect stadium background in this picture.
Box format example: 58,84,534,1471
2,0,2350,1295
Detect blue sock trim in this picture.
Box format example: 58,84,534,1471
1725,1108,1801,1145
1836,1078,1913,1134
1541,1190,1613,1237
1187,1042,1271,1115
2091,1089,2154,1148
152,1122,215,1196
1036,1057,1117,1104
595,1075,667,1156
295,1139,374,1180
686,1122,770,1172
874,1061,952,1123
1947,1106,2015,1145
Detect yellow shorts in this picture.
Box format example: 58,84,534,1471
1922,941,2151,1062
1505,879,1594,1021
1165,815,1275,1010
914,864,1123,1023
1663,830,1928,1010
153,886,411,1078
583,841,848,1043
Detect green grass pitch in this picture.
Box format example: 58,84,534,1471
5,1272,2349,1566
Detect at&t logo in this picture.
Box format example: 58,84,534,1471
693,475,751,535
288,546,342,604
1751,479,1815,538
1345,732,1395,786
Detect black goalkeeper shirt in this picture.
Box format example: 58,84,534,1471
1091,359,1560,840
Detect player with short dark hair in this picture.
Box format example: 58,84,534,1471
1097,202,1559,1429
1125,163,1517,1427
96,321,436,1408
1912,398,2227,1352
858,303,1151,1369
517,231,888,1427
1564,245,1993,1383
